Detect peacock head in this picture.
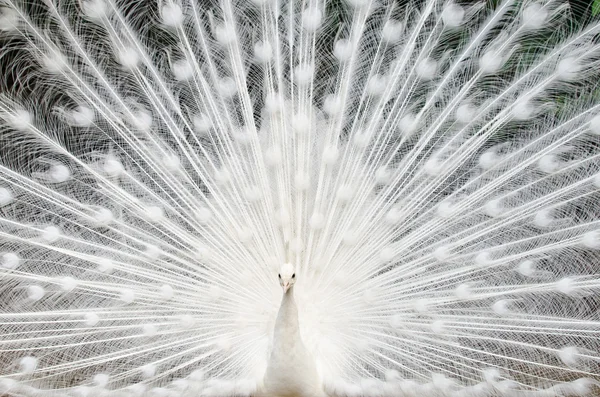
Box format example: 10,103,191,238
278,263,296,293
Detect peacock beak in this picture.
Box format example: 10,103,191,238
283,282,290,293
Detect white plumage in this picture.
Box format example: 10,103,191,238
0,0,600,396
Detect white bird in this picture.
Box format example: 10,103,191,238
258,264,327,397
0,0,600,396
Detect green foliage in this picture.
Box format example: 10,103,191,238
594,0,600,16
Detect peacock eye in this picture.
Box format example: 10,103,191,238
278,274,281,279
292,273,295,278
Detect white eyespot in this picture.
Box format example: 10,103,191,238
381,20,403,43
475,251,491,266
385,208,402,224
215,23,237,45
0,186,14,206
265,146,283,167
179,314,195,330
433,245,450,262
194,246,212,261
309,213,325,229
589,114,600,135
442,3,465,27
379,247,394,262
456,103,477,123
302,7,322,31
538,154,559,173
482,367,501,383
517,260,536,277
411,299,429,314
41,226,61,243
27,285,45,301
432,373,454,390
479,50,504,74
345,0,369,8
582,230,600,249
163,153,181,172
492,299,509,315
214,168,231,185
294,64,314,86
556,57,581,81
141,364,157,379
437,200,455,218
125,384,147,396
68,106,95,127
97,258,114,273
8,109,32,131
293,112,311,134
556,277,575,295
130,110,153,131
322,145,340,164
195,207,212,223
233,127,252,144
142,324,158,337
522,3,548,29
93,373,110,388
144,205,164,222
208,285,222,300
218,77,237,98
161,3,183,27
323,95,342,115
366,75,387,96
116,47,140,69
385,369,400,382
353,131,371,148
390,314,404,329
416,58,437,80
479,150,499,169
103,155,124,177
188,369,205,382
375,166,391,184
1,252,20,269
59,276,78,292
43,52,68,73
430,320,445,334
558,346,580,367
264,92,282,113
48,164,71,183
85,312,100,326
119,288,135,304
0,7,19,30
333,39,353,62
82,0,108,19
398,113,417,135
144,244,161,260
512,99,535,120
454,283,471,299
484,198,504,218
533,208,553,228
193,114,212,135
424,155,442,176
172,59,193,81
19,356,38,374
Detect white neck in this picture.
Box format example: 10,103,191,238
273,287,301,343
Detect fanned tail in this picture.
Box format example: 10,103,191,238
0,0,599,396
